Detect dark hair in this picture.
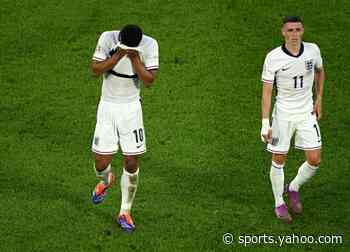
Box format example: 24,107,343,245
282,16,303,25
119,24,143,47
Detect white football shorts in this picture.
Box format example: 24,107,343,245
92,99,146,156
267,113,321,154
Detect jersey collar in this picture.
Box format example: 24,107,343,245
282,42,304,58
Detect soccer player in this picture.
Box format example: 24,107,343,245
261,16,325,223
90,24,159,232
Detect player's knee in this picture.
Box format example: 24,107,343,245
94,154,112,171
307,155,321,167
306,150,321,166
124,156,138,173
272,153,287,166
95,160,110,171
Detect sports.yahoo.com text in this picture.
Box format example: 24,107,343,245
222,233,343,246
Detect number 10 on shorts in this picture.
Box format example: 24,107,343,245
133,128,144,143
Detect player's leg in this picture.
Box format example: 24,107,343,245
271,153,287,208
116,100,145,232
117,155,140,232
94,153,115,186
92,155,117,205
91,100,119,204
287,115,321,213
267,118,294,223
290,149,320,191
120,155,139,215
270,153,291,223
286,149,320,214
91,154,117,205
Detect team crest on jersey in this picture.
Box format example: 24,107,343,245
305,60,313,71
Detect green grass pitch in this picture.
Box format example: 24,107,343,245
0,0,349,251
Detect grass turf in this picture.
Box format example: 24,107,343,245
0,0,349,251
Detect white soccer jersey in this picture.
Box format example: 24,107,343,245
93,31,159,103
262,42,323,121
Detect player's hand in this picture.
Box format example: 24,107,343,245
109,47,127,62
110,49,127,65
126,49,139,60
116,48,127,57
313,98,322,120
261,118,272,143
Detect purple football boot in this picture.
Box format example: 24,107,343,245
117,214,135,233
285,184,302,214
275,204,292,224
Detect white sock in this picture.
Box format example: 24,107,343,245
270,161,285,207
120,168,139,214
289,161,318,192
95,164,112,186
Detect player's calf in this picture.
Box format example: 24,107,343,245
119,167,139,214
119,155,139,228
289,161,319,192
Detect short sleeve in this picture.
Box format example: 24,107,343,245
143,40,159,70
314,44,323,69
92,32,109,61
261,54,275,84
